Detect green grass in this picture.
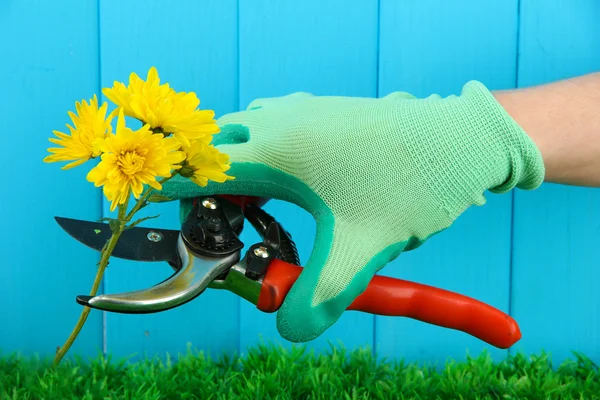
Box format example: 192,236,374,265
0,344,598,399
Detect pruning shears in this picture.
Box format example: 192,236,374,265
55,195,521,348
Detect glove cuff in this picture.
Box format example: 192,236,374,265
402,80,546,219
462,81,545,193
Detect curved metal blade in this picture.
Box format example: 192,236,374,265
54,216,180,264
76,236,240,313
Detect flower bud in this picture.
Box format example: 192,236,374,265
179,164,195,178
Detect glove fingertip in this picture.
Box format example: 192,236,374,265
276,238,409,343
275,273,366,343
246,92,315,110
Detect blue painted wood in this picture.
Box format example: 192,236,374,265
0,0,103,358
2,0,599,365
237,0,379,354
98,0,240,361
511,0,600,365
375,0,520,364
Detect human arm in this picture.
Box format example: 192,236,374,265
153,74,597,343
494,72,600,187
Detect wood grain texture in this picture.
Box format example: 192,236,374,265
375,0,520,363
2,0,599,364
511,0,600,364
98,0,240,361
237,0,379,353
0,0,103,358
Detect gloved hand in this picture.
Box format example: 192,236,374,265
153,81,545,342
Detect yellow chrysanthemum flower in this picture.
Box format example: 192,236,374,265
44,95,115,169
87,109,186,211
153,91,220,147
180,140,234,187
102,66,219,147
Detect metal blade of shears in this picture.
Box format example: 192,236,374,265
54,196,247,314
54,216,180,265
76,236,240,313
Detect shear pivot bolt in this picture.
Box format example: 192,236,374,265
207,218,221,233
147,231,163,242
253,246,269,258
201,198,218,210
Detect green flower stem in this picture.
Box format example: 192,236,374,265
52,199,128,366
53,174,177,366
125,175,175,221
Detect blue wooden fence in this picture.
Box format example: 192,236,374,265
1,0,599,366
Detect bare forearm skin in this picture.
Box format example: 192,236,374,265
494,72,600,187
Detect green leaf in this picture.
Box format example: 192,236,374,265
137,200,150,211
126,214,160,230
146,194,173,203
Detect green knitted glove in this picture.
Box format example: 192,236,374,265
155,81,545,342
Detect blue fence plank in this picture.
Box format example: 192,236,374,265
511,0,600,365
237,0,379,353
98,0,240,361
3,0,599,365
375,0,520,364
0,0,102,358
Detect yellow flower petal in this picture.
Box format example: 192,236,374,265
44,96,114,168
115,108,126,132
147,66,159,85
101,67,219,145
86,110,185,210
181,140,234,187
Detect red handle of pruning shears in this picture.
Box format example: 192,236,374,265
219,195,522,349
257,259,521,349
